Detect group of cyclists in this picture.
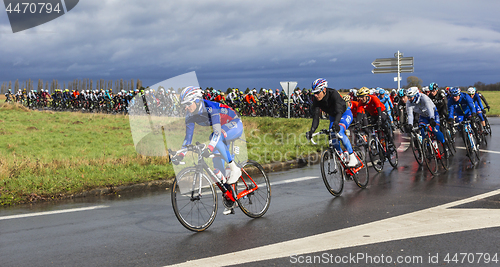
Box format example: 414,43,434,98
307,79,492,173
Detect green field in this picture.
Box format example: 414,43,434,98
0,103,328,205
1,90,498,206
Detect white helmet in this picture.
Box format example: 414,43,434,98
467,87,476,95
180,86,203,105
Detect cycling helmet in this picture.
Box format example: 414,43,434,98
450,87,461,96
357,87,370,97
467,87,476,95
421,86,430,92
429,82,438,91
311,78,328,93
377,87,385,95
180,86,203,105
397,88,406,97
406,87,420,104
342,95,351,102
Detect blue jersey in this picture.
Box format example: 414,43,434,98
378,93,393,110
447,92,476,119
183,100,239,150
470,93,484,111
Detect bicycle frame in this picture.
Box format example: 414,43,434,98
420,125,444,161
312,129,365,176
171,144,259,203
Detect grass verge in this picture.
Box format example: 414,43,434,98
0,103,327,205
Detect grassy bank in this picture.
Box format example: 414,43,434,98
0,104,327,205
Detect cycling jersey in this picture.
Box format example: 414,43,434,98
183,99,241,153
360,95,386,116
310,88,346,132
447,92,476,119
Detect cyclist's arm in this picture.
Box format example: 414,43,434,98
406,102,414,125
479,93,489,108
182,121,195,148
310,105,321,133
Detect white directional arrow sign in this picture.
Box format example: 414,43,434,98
372,57,414,67
371,51,414,90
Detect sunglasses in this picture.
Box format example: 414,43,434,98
314,90,323,95
182,101,194,108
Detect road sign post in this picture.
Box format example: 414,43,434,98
371,51,414,90
280,81,297,119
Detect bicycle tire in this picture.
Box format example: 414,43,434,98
368,138,384,172
443,126,456,156
352,146,369,189
437,141,449,171
320,149,344,196
411,133,424,166
171,167,217,232
387,139,398,168
484,116,492,135
423,138,438,175
236,160,271,218
464,126,480,166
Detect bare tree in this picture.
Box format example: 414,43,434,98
406,76,423,89
14,79,19,91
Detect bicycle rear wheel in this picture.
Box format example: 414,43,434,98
423,138,438,175
236,160,271,218
320,149,344,196
369,138,384,172
352,146,369,189
171,168,217,232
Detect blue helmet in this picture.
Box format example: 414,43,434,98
429,82,438,91
377,87,385,95
397,88,406,97
311,78,327,93
450,87,461,96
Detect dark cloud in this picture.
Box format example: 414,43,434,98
1,0,500,90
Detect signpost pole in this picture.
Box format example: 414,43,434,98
397,51,401,90
287,83,291,119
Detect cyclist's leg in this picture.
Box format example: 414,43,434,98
210,118,244,184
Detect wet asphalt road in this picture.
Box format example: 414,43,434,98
1,119,500,267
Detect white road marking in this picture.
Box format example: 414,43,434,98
270,176,318,186
397,142,410,152
456,146,500,154
0,205,109,221
167,189,500,267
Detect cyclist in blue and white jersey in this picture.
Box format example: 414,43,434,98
467,87,486,129
447,87,477,125
172,86,243,187
404,87,446,146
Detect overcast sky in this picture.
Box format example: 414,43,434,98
1,0,500,91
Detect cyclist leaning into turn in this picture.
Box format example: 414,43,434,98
404,87,446,149
172,86,243,188
306,78,359,167
356,87,394,140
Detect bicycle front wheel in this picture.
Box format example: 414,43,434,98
353,146,369,189
369,138,384,172
236,160,271,218
320,149,344,196
438,141,449,171
387,139,398,168
171,168,217,232
423,138,438,175
411,133,424,166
